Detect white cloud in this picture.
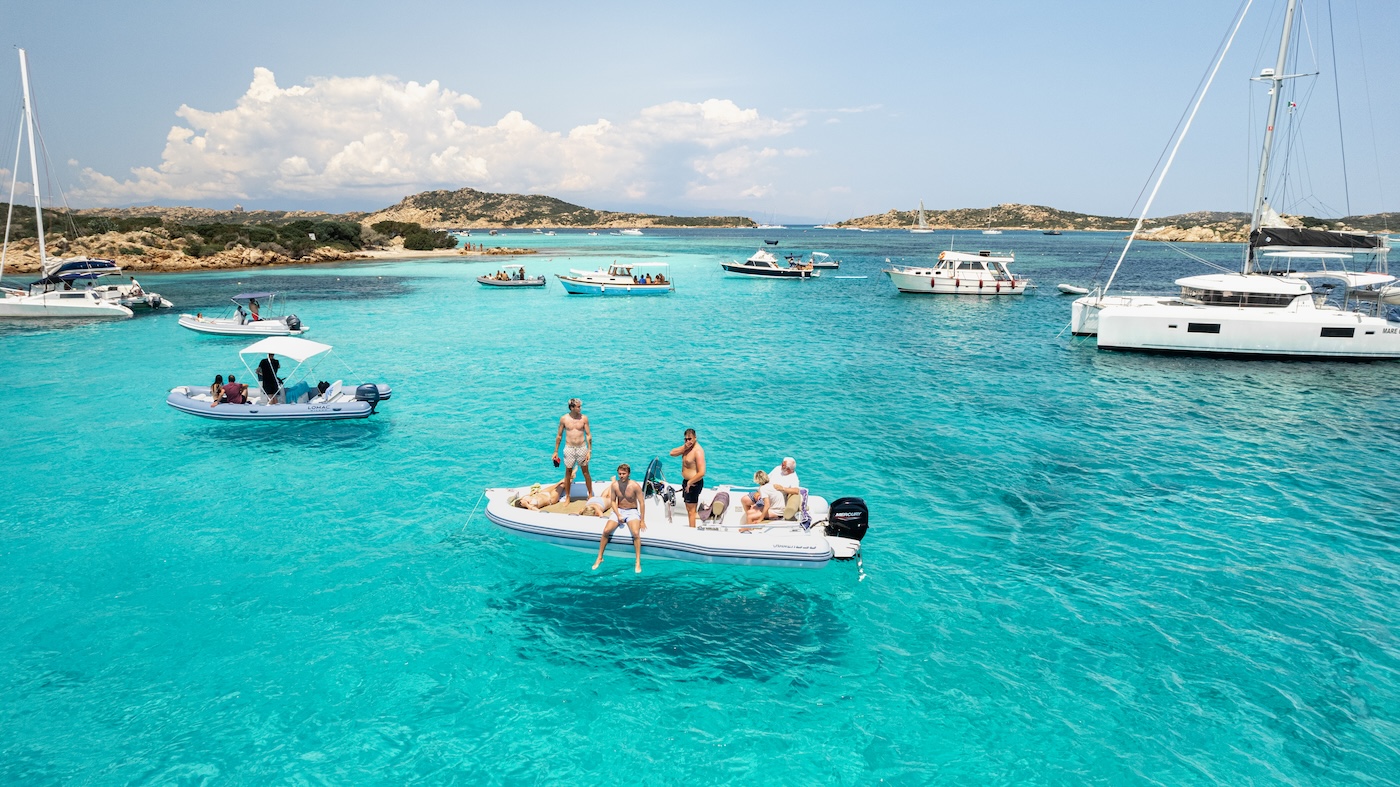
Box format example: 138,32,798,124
71,68,794,206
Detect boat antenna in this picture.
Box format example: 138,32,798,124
1245,0,1300,274
1101,0,1254,297
17,49,47,278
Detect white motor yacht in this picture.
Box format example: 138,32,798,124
722,249,819,278
557,262,673,295
885,249,1028,294
1071,0,1400,360
618,228,643,236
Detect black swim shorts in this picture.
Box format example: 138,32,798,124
683,477,704,504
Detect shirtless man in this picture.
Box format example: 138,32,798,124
552,398,593,502
668,428,706,528
593,464,646,573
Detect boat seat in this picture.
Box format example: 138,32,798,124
542,500,588,515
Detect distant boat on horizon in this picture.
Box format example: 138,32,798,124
911,199,934,234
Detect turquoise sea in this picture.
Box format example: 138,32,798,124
3,229,1398,784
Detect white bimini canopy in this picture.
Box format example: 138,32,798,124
238,336,333,362
1175,273,1311,296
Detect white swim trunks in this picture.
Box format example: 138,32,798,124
614,508,641,524
564,444,588,469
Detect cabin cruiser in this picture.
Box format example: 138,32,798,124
787,251,839,269
618,228,644,236
557,262,673,295
884,250,1028,294
179,292,306,336
483,459,870,569
477,264,546,287
167,337,392,421
722,249,819,278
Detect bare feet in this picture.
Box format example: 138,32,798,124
592,557,602,570
634,562,642,573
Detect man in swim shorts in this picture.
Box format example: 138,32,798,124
593,464,645,573
552,398,593,503
668,427,706,528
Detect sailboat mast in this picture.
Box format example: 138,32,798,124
1246,0,1298,272
17,49,47,274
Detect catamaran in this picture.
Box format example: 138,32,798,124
1070,0,1400,359
0,49,132,319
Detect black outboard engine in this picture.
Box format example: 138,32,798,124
285,314,302,331
354,383,381,412
826,497,870,543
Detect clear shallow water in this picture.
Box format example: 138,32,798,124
2,229,1398,784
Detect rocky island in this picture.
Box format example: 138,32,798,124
842,202,1397,241
0,189,753,274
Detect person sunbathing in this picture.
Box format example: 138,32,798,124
513,481,566,510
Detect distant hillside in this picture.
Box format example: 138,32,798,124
841,203,1139,231
843,203,1398,242
76,205,367,225
366,188,752,228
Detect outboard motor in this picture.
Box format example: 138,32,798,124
824,497,869,560
354,383,381,412
285,314,302,331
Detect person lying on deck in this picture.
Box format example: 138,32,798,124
513,481,566,510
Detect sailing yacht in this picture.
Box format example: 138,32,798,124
0,49,131,319
1071,0,1399,360
910,200,934,234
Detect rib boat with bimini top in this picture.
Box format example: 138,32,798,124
1070,0,1400,360
484,459,870,569
166,337,391,421
885,249,1029,294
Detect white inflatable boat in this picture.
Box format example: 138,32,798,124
167,337,392,421
484,459,869,569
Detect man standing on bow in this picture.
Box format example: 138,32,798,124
552,398,593,503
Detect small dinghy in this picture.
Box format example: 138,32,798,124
484,459,870,569
1057,283,1090,295
167,337,391,421
179,292,305,336
477,264,545,287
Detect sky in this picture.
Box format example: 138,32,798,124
2,0,1397,222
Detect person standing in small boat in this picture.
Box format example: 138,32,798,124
668,427,706,528
553,398,593,502
593,464,645,573
256,353,281,404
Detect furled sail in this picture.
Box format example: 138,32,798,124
1251,227,1388,251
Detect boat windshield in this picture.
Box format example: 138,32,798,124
1179,286,1299,307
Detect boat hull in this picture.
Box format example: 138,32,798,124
1073,295,1400,359
0,291,133,318
885,268,1027,295
484,485,840,568
721,263,816,278
166,384,390,420
178,314,306,336
477,276,546,287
